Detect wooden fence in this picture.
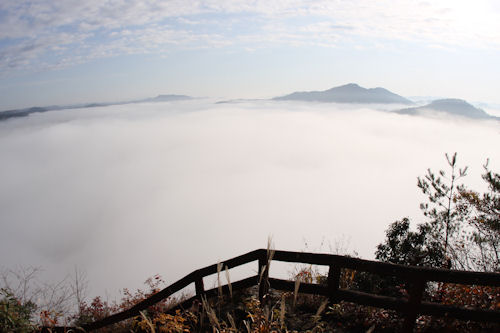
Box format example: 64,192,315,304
42,249,500,332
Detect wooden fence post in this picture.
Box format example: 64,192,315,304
327,264,341,303
195,271,205,297
402,278,426,332
258,251,269,303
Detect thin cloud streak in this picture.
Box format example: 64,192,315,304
0,100,498,298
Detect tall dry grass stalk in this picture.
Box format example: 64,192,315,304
267,237,275,274
264,306,271,326
139,311,155,333
244,320,251,333
267,236,273,252
267,249,275,272
257,236,275,297
217,262,223,299
258,264,266,287
227,312,237,331
280,294,286,329
314,299,329,322
293,278,301,308
225,265,232,299
201,295,220,331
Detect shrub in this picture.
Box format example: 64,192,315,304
0,288,36,332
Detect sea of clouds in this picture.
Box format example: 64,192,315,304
1,100,499,300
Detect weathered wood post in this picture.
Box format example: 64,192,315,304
258,250,269,303
402,277,426,332
327,263,341,304
195,270,205,297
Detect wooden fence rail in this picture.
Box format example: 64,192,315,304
41,248,500,333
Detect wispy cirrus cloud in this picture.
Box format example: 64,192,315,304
0,1,499,74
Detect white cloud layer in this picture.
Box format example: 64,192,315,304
0,100,499,298
1,0,499,73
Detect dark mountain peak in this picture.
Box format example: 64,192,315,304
149,94,192,102
330,83,361,90
428,98,468,108
274,83,413,104
370,87,390,93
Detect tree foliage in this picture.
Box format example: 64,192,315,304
455,160,500,271
377,153,499,272
0,288,36,332
417,153,467,267
375,218,444,267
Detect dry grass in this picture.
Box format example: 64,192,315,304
225,266,232,300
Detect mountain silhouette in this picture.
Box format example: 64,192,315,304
0,106,50,121
273,83,413,104
141,94,192,102
396,99,497,119
0,95,193,121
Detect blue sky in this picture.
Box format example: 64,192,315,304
1,0,500,110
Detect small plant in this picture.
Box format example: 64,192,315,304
243,296,282,332
135,309,195,333
433,283,500,310
0,288,36,332
71,274,184,331
73,295,116,326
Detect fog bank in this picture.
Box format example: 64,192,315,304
1,100,499,299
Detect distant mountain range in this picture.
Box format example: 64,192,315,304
273,84,498,120
0,94,193,121
396,99,499,120
2,86,499,122
273,83,414,104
